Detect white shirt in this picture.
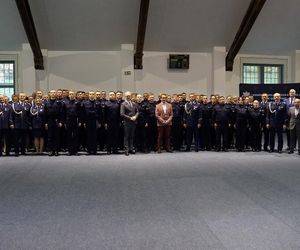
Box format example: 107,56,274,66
162,102,167,114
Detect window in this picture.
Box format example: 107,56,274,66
242,64,283,84
0,61,15,98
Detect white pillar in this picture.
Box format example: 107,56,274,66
292,50,300,82
120,44,135,92
35,49,48,92
19,43,36,95
212,46,226,95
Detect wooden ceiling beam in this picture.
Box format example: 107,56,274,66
226,0,266,71
134,0,150,69
15,0,44,70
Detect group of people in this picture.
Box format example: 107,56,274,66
0,88,299,157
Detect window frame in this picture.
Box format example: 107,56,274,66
0,60,16,96
242,63,284,84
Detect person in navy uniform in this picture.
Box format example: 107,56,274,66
135,94,149,153
260,93,269,151
0,95,12,156
146,94,157,152
55,89,67,151
30,97,45,154
64,90,81,155
11,92,31,156
116,91,124,150
212,96,232,152
285,89,297,150
105,91,121,154
183,93,201,152
44,90,64,156
233,97,249,152
249,100,265,152
76,91,86,151
266,93,287,153
200,95,213,151
98,91,107,151
81,91,100,155
171,94,183,151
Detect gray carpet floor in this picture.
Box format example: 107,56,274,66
0,151,300,250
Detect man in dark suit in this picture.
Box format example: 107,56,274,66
288,98,300,155
285,89,297,150
120,91,139,156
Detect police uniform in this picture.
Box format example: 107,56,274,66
200,102,213,150
183,101,201,151
44,99,63,155
260,101,269,151
81,99,101,154
249,106,265,151
233,104,249,151
11,101,31,155
146,100,157,151
30,103,45,138
212,103,232,151
267,100,287,152
171,101,183,151
135,101,149,152
0,103,13,156
64,99,81,155
105,99,121,154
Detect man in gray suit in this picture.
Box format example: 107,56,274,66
288,98,300,155
120,91,139,156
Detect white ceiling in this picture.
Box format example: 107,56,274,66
0,0,299,54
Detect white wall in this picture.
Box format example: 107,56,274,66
2,44,299,98
135,51,212,96
47,51,121,92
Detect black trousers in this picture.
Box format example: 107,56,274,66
262,125,269,150
286,129,291,149
78,125,86,150
146,117,157,151
14,129,27,154
251,125,262,150
186,126,199,150
201,121,212,149
47,123,60,152
215,123,229,150
107,122,119,152
124,121,136,151
0,129,11,155
269,126,283,151
85,120,97,154
171,118,182,150
135,122,147,151
98,125,107,151
235,120,247,150
290,126,300,152
66,119,78,154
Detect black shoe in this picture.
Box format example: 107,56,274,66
288,151,294,154
298,152,300,155
195,148,199,152
185,148,191,152
167,149,173,153
107,151,111,155
125,151,129,156
269,149,274,153
216,148,221,152
129,150,136,154
222,148,228,152
55,152,59,156
278,150,282,154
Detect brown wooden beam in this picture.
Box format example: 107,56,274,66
226,0,266,71
134,0,150,69
15,0,44,70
